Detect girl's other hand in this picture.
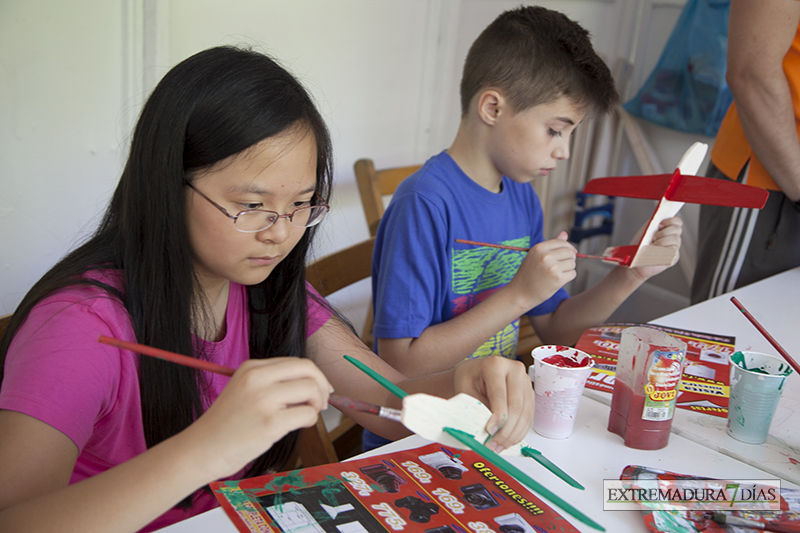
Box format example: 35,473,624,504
182,357,331,480
452,356,533,453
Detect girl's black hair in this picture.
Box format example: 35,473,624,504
0,46,333,507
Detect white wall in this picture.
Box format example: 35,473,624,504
0,1,129,313
167,0,444,257
0,0,693,320
608,0,717,301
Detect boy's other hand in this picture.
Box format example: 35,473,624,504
630,216,683,281
509,231,576,309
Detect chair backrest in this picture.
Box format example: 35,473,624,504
354,159,421,237
297,237,376,468
306,236,376,351
306,237,375,298
0,314,11,340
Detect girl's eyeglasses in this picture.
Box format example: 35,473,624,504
185,181,329,233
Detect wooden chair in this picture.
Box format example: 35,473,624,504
516,321,543,368
353,159,422,352
354,159,421,237
295,237,376,467
353,158,541,363
0,314,10,339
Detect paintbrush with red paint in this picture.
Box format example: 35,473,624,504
97,335,403,422
730,297,800,376
327,395,402,423
454,238,625,263
710,512,800,533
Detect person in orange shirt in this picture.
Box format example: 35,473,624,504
691,0,800,303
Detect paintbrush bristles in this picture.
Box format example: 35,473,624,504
327,394,403,422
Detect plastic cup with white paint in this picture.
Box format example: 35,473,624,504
727,351,792,444
529,345,595,439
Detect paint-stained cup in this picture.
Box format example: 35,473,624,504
727,351,793,444
529,345,595,439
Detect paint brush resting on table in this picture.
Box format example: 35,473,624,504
730,297,800,376
96,335,402,422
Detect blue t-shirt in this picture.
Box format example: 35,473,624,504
372,150,569,360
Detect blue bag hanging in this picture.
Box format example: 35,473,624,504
624,0,732,137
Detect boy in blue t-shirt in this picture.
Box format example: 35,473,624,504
367,6,683,451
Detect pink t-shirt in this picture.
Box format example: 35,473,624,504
0,272,333,532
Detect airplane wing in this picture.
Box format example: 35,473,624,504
579,142,768,268
665,173,768,208
583,171,768,209
582,174,674,200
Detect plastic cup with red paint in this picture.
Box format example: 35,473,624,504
529,345,595,439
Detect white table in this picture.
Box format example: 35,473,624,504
584,266,800,486
158,394,796,533
158,268,800,532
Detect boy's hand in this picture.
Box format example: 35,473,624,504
630,216,683,281
508,231,576,308
453,356,534,453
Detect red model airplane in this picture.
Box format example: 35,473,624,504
581,142,768,267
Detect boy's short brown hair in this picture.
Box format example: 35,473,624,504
460,6,618,117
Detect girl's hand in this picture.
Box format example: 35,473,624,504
182,357,331,480
452,356,534,453
630,217,684,281
508,232,576,310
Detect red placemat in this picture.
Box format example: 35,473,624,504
212,442,581,533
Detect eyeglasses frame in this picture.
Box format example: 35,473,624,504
184,180,329,233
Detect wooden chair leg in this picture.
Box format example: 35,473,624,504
517,320,542,369
329,416,363,461
297,415,338,468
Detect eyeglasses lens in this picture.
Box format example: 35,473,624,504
235,206,328,232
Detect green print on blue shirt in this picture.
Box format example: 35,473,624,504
452,237,529,294
452,237,531,360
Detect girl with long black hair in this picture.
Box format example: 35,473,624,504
0,46,533,533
